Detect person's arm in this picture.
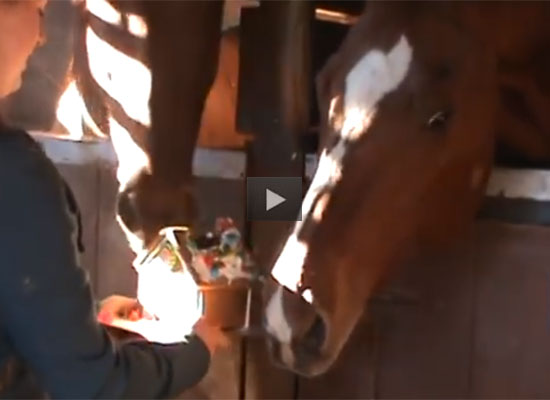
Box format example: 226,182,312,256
0,132,210,399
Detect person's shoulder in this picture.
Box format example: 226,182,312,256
0,127,60,183
0,127,47,163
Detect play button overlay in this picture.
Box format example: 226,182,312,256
247,177,302,221
266,188,286,211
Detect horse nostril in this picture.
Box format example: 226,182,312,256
301,314,327,353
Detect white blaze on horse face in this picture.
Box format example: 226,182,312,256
265,286,293,344
268,35,413,310
342,35,412,140
312,192,331,222
328,95,343,130
271,236,309,292
270,148,342,294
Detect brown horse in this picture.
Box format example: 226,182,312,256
263,1,550,377
58,0,227,249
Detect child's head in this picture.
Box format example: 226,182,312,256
0,0,47,98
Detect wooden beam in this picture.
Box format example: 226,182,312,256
31,132,246,180
237,1,313,398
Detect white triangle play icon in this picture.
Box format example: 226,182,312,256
266,188,286,211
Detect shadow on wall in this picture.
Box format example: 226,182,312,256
0,1,247,151
0,0,77,131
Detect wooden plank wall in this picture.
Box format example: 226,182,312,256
237,1,313,399
470,222,550,398
296,220,550,399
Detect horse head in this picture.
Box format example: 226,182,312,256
107,0,223,251
263,2,499,376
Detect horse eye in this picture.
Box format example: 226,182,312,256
427,110,452,131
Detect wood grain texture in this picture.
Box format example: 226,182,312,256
470,222,550,399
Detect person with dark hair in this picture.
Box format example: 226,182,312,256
0,1,228,397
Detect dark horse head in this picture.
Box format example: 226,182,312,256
110,0,223,251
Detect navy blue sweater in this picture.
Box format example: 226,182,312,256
0,128,210,398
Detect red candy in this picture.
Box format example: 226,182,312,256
215,217,235,233
203,254,215,268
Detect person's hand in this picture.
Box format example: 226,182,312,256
193,318,231,355
97,295,148,342
97,295,143,324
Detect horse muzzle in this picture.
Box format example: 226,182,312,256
262,279,332,376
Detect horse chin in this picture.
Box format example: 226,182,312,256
266,311,345,377
267,339,339,378
293,356,337,378
292,347,339,377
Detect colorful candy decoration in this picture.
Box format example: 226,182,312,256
138,217,259,285
186,218,258,284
